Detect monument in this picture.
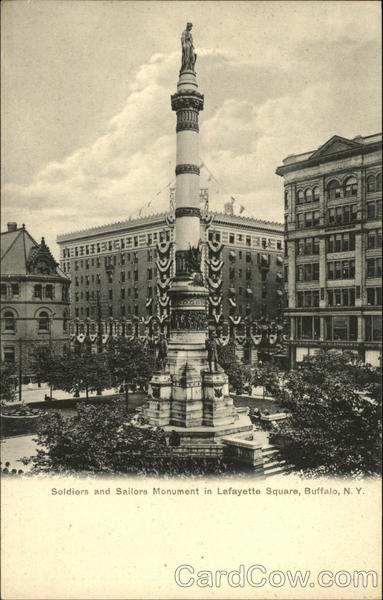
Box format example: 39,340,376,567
144,24,254,446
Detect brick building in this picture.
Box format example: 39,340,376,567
56,205,284,333
1,222,71,378
276,133,382,367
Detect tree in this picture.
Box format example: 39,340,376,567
31,345,65,397
271,351,382,477
26,400,241,476
0,360,17,404
60,350,110,400
217,341,251,393
252,363,282,398
106,338,155,403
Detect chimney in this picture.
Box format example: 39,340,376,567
7,222,17,232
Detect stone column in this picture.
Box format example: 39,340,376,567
171,70,204,277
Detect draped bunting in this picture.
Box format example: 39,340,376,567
207,277,222,290
228,297,237,307
158,296,170,307
157,278,171,289
209,295,222,307
212,311,223,324
146,298,153,307
208,260,224,272
76,333,86,344
207,240,223,254
234,335,246,346
157,241,172,255
102,334,110,344
250,334,263,346
157,259,172,273
229,315,242,326
89,334,98,343
269,334,278,345
165,214,175,227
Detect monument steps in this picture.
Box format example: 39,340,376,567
262,444,294,477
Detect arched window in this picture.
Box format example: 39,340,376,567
313,187,320,202
296,190,304,205
38,311,49,331
367,175,376,193
328,180,341,200
305,188,313,203
344,176,357,197
4,311,16,332
376,173,382,192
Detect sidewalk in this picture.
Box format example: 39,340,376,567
9,384,118,405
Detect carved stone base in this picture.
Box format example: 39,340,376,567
143,373,172,427
170,362,203,427
201,371,237,427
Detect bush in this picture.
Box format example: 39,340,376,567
271,351,382,477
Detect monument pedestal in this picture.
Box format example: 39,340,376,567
202,371,238,427
144,372,172,427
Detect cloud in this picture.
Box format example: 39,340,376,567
2,35,381,254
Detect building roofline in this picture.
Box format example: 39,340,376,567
56,211,284,244
276,133,382,177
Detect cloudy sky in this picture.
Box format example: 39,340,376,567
1,1,381,254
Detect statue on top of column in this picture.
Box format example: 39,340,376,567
181,22,197,72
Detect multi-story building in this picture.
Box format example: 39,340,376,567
1,222,71,379
277,133,382,367
56,205,284,330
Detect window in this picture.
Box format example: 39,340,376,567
328,180,341,200
296,265,304,282
367,175,376,193
296,213,304,229
377,173,382,191
63,311,68,333
313,187,320,202
1,284,7,296
313,237,320,255
367,287,382,306
366,258,382,278
229,233,235,244
45,285,53,299
296,316,320,340
11,283,19,296
121,288,125,299
365,316,382,342
147,268,152,280
284,191,289,209
344,176,357,197
296,190,304,204
305,212,312,228
4,311,16,331
4,346,15,362
38,311,49,331
305,188,313,203
277,240,282,250
246,236,251,247
297,239,305,255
